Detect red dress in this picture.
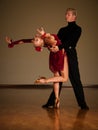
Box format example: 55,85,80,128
7,36,66,73
49,34,65,73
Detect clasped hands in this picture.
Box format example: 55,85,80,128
49,45,59,52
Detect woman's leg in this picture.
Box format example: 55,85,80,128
42,82,62,108
53,72,60,108
36,56,68,83
53,73,59,99
48,56,68,83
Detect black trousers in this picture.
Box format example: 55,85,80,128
45,48,87,107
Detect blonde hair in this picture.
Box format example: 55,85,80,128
66,8,77,16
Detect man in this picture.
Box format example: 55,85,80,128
42,8,89,110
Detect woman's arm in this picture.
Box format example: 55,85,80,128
5,36,33,48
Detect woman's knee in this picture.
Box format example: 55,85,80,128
63,76,68,82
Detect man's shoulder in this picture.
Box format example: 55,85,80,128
74,23,82,33
58,26,67,32
75,23,81,29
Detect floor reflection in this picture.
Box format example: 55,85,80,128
44,108,61,130
0,87,98,130
72,109,89,130
44,108,89,130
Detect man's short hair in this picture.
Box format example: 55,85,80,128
66,8,77,16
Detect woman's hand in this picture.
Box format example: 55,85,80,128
36,27,45,36
49,46,59,52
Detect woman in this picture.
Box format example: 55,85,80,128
5,27,68,108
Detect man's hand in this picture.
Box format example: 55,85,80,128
49,46,59,52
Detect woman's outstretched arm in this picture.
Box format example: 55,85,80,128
5,36,33,48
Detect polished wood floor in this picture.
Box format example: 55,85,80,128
0,86,98,130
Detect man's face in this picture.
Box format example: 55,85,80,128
65,11,76,22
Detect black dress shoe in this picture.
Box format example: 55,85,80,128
81,105,89,110
42,104,54,108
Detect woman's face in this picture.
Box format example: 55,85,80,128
32,37,44,47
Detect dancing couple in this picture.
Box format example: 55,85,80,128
5,8,89,110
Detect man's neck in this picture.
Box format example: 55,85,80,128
68,21,76,24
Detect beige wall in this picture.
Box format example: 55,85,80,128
0,0,98,85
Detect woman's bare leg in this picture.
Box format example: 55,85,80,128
47,56,68,83
54,82,59,99
36,55,68,83
53,72,59,98
53,72,60,108
53,82,60,108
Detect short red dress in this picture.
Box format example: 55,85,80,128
49,34,65,73
7,35,65,73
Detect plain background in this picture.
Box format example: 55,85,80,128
0,0,98,86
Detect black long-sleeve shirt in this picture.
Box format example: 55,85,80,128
57,22,81,52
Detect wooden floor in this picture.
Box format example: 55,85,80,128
0,86,98,130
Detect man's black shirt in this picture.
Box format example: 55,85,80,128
57,21,81,52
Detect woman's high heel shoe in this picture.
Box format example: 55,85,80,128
54,98,60,109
